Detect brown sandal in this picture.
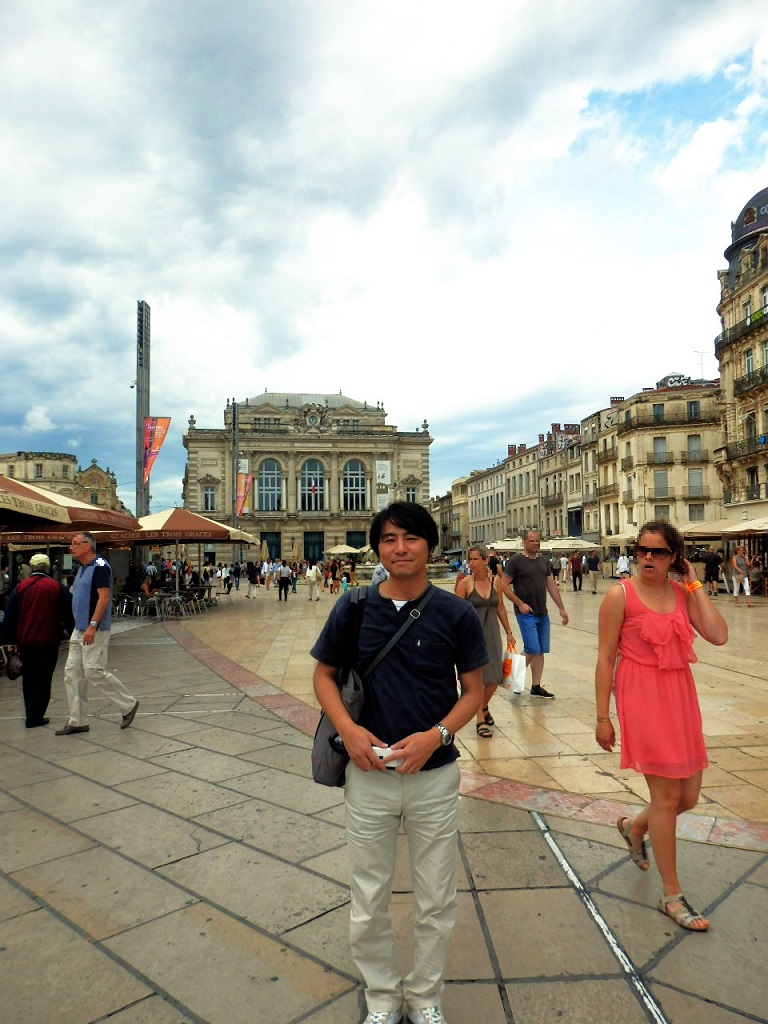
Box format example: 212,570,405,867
617,816,650,871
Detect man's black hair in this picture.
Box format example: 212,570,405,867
370,502,439,555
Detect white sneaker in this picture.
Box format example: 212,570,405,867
364,1012,403,1024
407,1009,446,1024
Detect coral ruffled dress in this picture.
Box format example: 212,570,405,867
615,580,708,779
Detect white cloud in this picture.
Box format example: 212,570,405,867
23,406,56,433
1,1,768,506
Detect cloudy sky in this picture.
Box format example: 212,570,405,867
3,0,768,511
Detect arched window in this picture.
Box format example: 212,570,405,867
301,459,325,511
342,459,366,511
257,458,282,511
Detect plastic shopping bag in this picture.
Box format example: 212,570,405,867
501,638,526,694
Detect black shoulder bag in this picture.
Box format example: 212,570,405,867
311,584,435,786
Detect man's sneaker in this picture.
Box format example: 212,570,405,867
407,1008,446,1024
364,1012,403,1024
121,700,140,729
531,685,555,700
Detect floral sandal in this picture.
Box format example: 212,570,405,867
657,894,709,932
617,816,650,871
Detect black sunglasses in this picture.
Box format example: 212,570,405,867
636,545,672,558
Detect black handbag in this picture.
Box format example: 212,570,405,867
311,585,435,786
6,650,23,680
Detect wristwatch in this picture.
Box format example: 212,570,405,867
89,620,98,629
434,723,453,746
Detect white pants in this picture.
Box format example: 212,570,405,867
345,760,460,1013
733,575,751,597
63,630,136,726
247,581,259,598
308,579,321,600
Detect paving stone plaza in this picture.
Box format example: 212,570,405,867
1,575,766,1023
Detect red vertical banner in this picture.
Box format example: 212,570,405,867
236,473,253,517
143,417,172,484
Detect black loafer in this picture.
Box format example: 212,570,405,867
55,723,90,735
26,718,50,729
121,700,139,729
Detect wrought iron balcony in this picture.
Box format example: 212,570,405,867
679,449,708,463
596,447,618,464
541,492,564,507
597,482,619,498
725,437,768,460
616,409,717,434
682,487,710,500
648,450,674,466
715,306,768,354
734,363,768,396
649,488,675,501
620,456,634,470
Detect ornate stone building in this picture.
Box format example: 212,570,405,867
0,451,124,510
183,392,432,561
714,186,768,517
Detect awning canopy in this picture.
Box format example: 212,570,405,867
683,518,739,537
0,475,139,537
722,516,768,535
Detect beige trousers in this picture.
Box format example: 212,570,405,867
63,630,136,726
345,760,460,1013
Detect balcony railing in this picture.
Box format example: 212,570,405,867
734,363,768,396
724,483,767,503
715,306,768,354
541,492,564,507
649,450,674,465
596,447,618,464
616,409,717,434
725,437,768,460
649,488,675,501
682,487,710,500
597,482,619,497
582,492,598,505
679,449,708,463
621,490,635,503
620,456,634,470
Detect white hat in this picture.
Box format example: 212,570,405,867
29,553,51,570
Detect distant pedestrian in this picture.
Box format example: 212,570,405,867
278,560,292,601
2,553,74,728
306,560,322,601
586,551,602,594
569,551,583,592
617,553,629,579
502,529,569,700
702,546,722,597
56,533,139,735
245,561,259,598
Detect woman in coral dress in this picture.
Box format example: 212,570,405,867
595,521,727,932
